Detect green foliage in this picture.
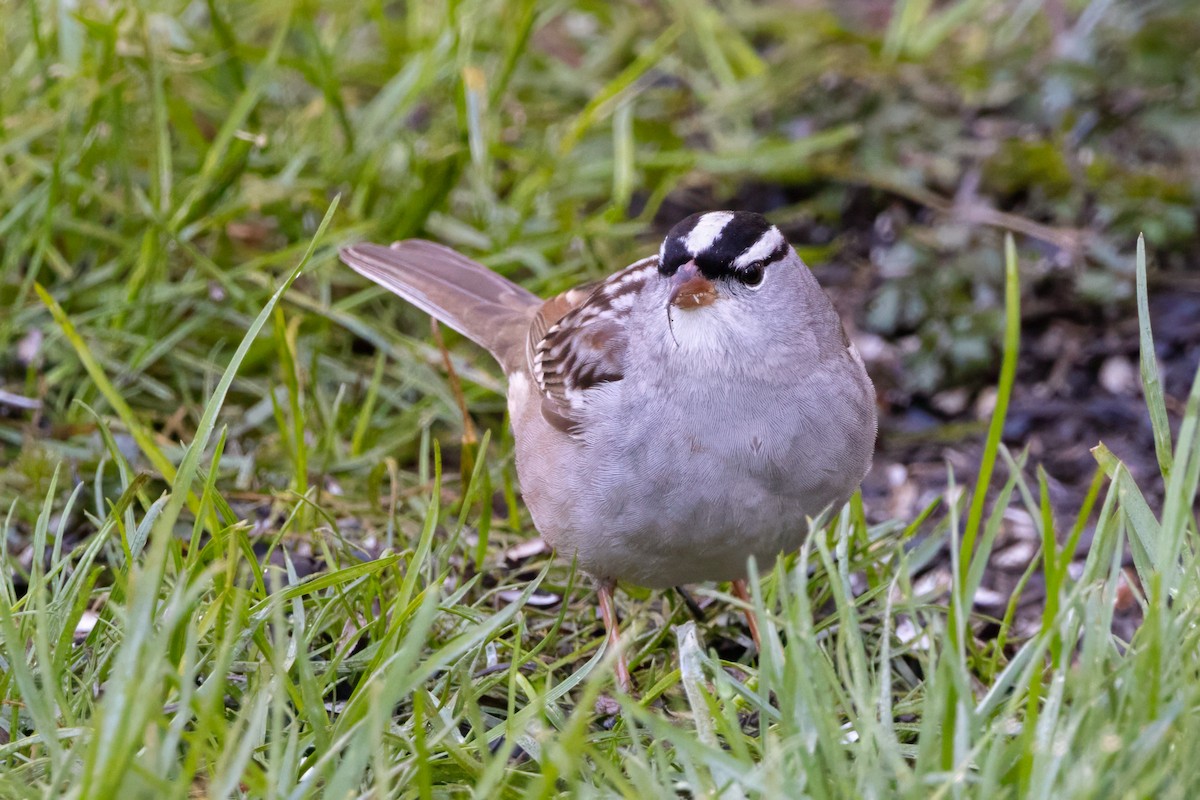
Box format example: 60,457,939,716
1,0,1199,797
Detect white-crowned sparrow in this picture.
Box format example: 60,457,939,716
341,211,877,689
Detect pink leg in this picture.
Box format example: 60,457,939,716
597,580,632,692
731,579,762,651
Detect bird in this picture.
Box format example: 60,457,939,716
340,210,877,691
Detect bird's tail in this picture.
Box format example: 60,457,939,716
340,240,539,372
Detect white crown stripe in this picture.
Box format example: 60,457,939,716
683,211,735,256
732,227,786,269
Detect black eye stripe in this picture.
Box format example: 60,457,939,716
759,239,788,266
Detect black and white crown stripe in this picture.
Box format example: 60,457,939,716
658,211,788,277
732,226,786,270
682,211,735,256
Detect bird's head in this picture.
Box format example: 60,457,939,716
657,211,790,311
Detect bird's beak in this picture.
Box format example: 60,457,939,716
667,260,717,310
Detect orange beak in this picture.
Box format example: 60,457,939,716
667,260,717,310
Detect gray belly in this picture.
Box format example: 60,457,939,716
523,372,873,587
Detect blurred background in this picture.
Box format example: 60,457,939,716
0,1,1197,624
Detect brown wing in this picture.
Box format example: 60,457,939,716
529,257,657,434
340,240,539,373
526,281,600,360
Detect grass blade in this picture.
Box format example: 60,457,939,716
1136,233,1173,480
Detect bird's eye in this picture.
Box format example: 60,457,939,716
741,261,766,287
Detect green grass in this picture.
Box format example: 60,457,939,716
2,1,1200,797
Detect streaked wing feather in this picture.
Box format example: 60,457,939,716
527,281,600,353
530,257,657,434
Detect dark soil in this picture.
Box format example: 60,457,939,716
855,280,1200,644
